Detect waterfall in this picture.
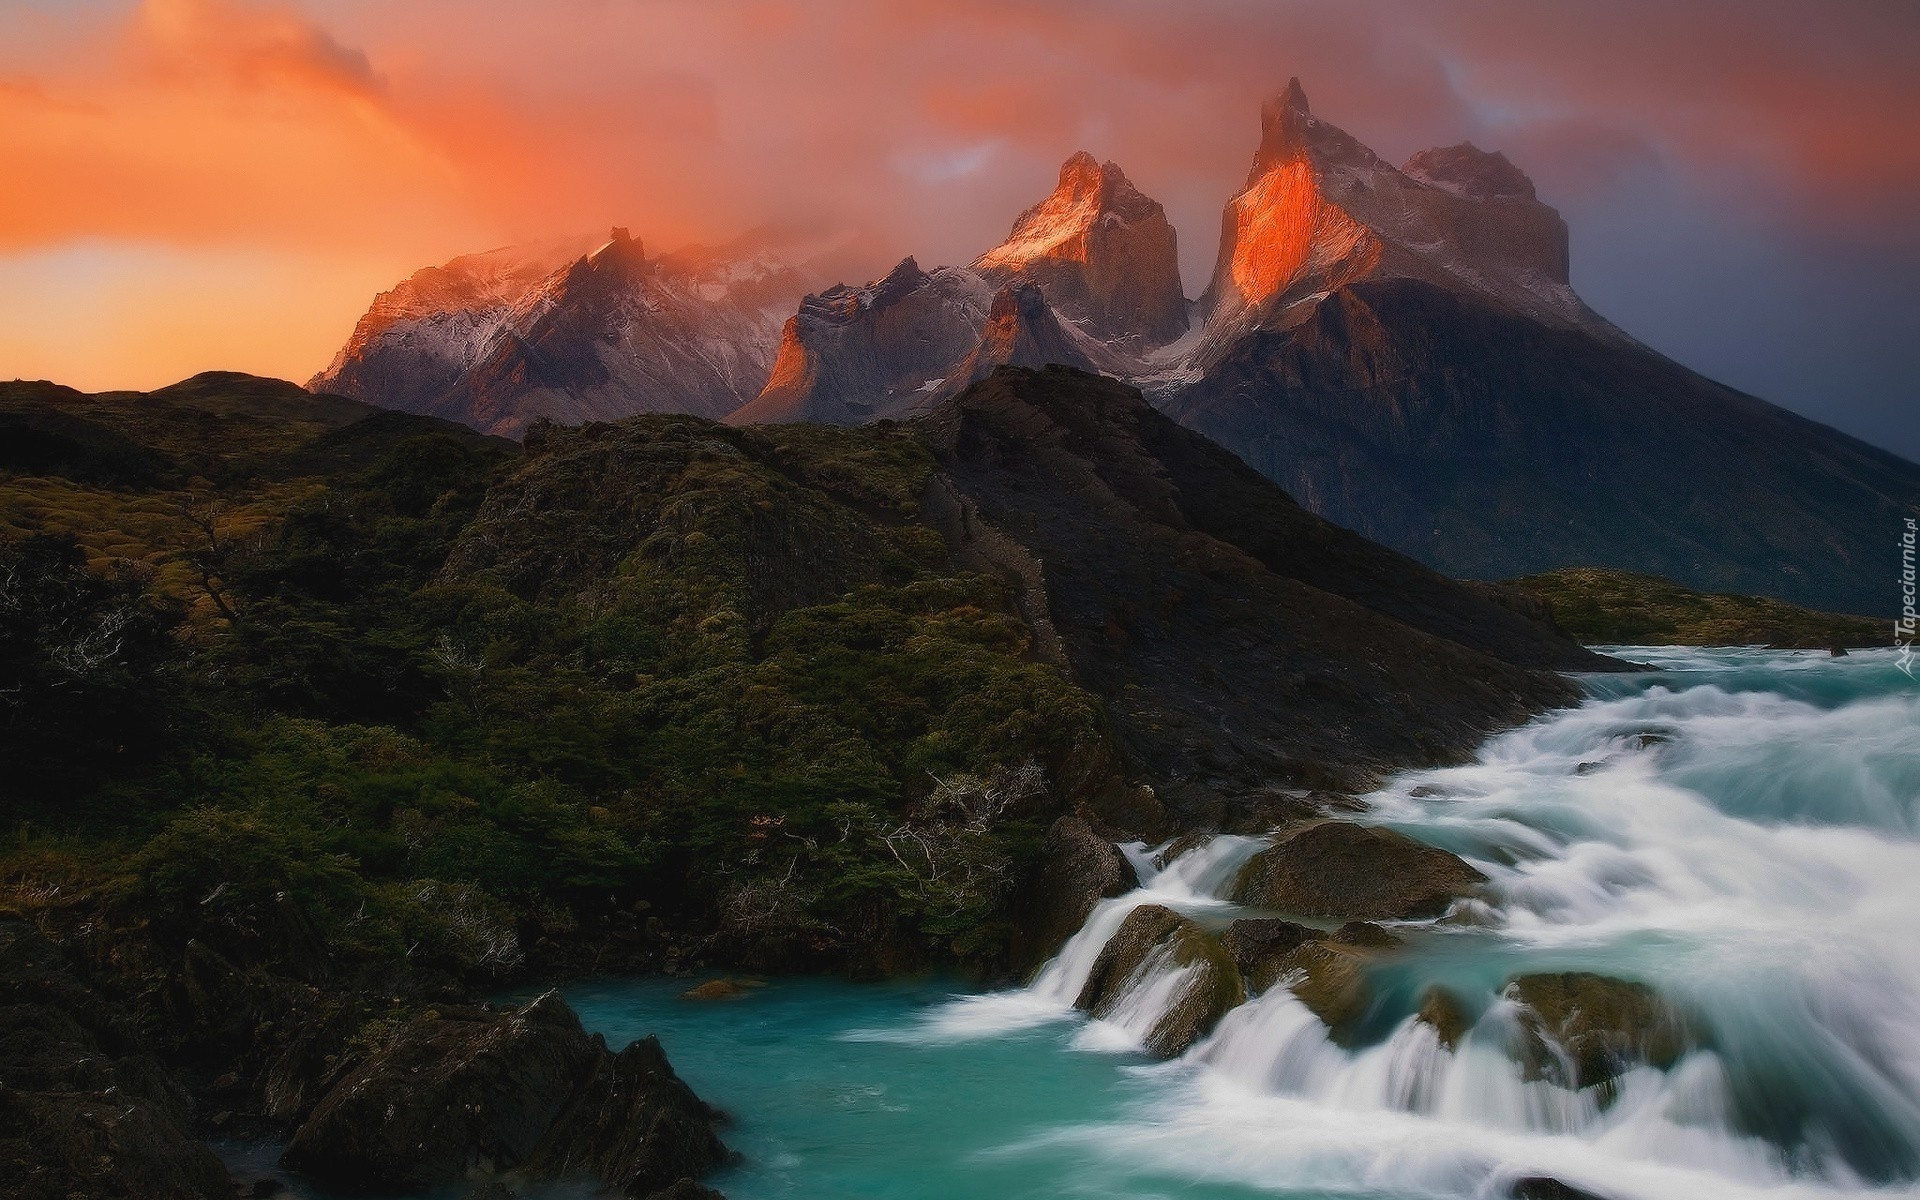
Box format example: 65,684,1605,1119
983,647,1920,1199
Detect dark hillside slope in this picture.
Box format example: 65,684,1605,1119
1166,278,1920,615
919,366,1612,800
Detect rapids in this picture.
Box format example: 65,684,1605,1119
240,647,1920,1200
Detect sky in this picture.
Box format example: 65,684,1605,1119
1,0,1916,458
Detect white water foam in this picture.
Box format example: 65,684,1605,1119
903,648,1920,1197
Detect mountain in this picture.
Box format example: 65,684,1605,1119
1159,80,1920,615
920,365,1613,802
728,153,1185,427
1191,79,1595,356
924,283,1126,404
311,228,822,438
725,257,992,425
973,151,1188,347
312,81,1919,614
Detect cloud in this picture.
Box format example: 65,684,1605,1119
1,0,1916,452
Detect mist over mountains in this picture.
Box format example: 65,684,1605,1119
310,81,1920,616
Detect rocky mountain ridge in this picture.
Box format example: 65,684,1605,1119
311,79,1920,614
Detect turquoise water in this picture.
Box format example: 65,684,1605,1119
237,648,1920,1199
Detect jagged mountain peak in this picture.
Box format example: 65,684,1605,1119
1200,78,1587,345
975,149,1188,347
311,225,818,437
977,152,1159,271
1250,77,1388,182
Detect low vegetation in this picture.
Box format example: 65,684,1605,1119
0,378,1111,984
1508,567,1886,649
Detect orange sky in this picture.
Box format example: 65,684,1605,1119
2,0,1917,450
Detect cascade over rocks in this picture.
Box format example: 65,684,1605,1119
1219,917,1318,992
1231,821,1487,919
1010,816,1140,974
282,991,728,1198
1073,905,1244,1057
1505,972,1700,1090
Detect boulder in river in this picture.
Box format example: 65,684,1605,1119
1282,940,1379,1047
282,991,727,1197
1414,986,1475,1051
1219,918,1318,992
1506,972,1699,1090
1509,1175,1617,1200
1074,904,1244,1056
1010,815,1139,972
1232,821,1486,919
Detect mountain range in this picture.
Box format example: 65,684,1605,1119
311,80,1920,616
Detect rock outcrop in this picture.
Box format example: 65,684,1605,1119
1219,917,1318,992
0,921,231,1200
1009,816,1139,973
926,283,1126,405
1195,78,1583,352
735,153,1186,427
282,991,727,1197
1231,821,1487,919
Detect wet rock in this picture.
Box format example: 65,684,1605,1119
1151,831,1213,871
1331,921,1400,948
1075,905,1245,1057
1509,1176,1616,1200
1414,987,1473,1051
1219,918,1318,992
644,1181,728,1200
1232,821,1486,920
0,920,230,1200
1009,816,1139,972
679,979,747,1001
1506,972,1698,1090
283,991,727,1197
1282,941,1377,1047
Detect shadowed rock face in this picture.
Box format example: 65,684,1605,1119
0,921,232,1200
926,283,1125,405
1166,275,1920,615
921,366,1612,803
1010,816,1140,973
975,152,1188,347
728,258,992,426
282,991,727,1197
